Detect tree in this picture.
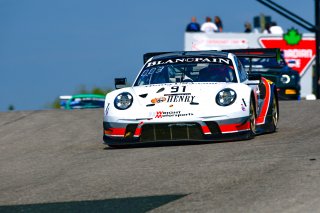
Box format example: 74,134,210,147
8,105,15,111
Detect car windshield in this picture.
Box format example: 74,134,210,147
239,57,287,70
134,61,237,86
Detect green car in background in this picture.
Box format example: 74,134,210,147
226,48,300,100
60,94,105,109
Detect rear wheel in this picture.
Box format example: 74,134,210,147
269,94,279,132
248,100,256,138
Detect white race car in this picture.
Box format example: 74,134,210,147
103,49,279,147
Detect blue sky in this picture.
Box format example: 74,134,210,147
0,0,314,111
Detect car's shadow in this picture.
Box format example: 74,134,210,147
103,137,251,150
0,194,188,213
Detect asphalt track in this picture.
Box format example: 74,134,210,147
1,100,320,213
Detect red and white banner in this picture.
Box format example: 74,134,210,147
259,37,315,76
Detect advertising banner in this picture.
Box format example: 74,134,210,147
185,31,315,97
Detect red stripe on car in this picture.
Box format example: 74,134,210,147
104,128,126,136
220,121,250,133
256,77,271,125
134,128,142,137
201,126,211,134
134,122,144,137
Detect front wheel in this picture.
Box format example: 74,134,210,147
248,100,256,139
269,94,279,132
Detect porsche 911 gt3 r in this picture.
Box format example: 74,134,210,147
103,50,279,147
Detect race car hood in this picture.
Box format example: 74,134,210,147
116,82,247,120
132,83,227,107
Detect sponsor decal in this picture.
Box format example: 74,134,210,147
151,97,166,104
283,28,301,45
151,94,196,103
166,86,196,103
191,37,248,50
149,111,194,119
259,29,315,76
151,86,196,104
155,111,163,118
241,103,246,111
146,57,230,67
171,86,186,93
105,103,110,116
164,93,195,103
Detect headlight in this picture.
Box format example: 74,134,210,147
114,92,133,110
216,89,237,106
280,74,290,84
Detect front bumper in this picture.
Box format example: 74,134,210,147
277,87,300,100
103,117,251,146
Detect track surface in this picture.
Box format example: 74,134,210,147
1,101,320,212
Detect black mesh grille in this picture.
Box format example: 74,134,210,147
140,123,204,142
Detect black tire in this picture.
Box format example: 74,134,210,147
248,99,256,139
269,93,279,132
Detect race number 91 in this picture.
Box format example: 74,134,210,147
171,86,186,93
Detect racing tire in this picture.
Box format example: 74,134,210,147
269,93,279,132
247,99,256,139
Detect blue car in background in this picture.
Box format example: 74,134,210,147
60,94,105,109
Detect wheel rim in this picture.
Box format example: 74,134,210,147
272,98,278,127
250,102,256,133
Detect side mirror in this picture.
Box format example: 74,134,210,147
115,78,127,89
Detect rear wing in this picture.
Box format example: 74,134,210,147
223,48,281,73
143,52,172,64
142,48,281,73
223,48,280,59
143,50,221,64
